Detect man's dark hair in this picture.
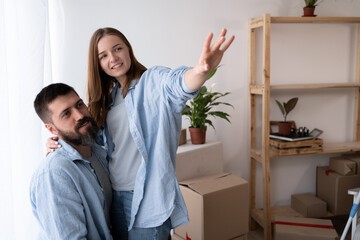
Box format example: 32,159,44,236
34,83,78,123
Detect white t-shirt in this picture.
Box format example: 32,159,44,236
106,88,142,191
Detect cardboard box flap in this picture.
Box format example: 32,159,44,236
329,157,356,175
179,173,245,195
179,173,231,186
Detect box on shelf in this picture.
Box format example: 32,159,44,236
329,156,356,176
273,216,338,240
316,166,360,215
342,153,360,175
291,193,327,218
269,138,323,156
174,173,249,240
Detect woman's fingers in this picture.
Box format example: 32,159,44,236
220,35,235,52
211,28,227,51
45,137,61,156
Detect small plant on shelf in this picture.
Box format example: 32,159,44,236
275,97,298,135
303,0,322,17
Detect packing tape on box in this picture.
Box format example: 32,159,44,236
325,169,335,176
274,221,335,229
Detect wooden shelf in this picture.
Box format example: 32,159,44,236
248,13,360,240
271,17,360,24
251,141,360,159
250,83,360,93
249,16,360,29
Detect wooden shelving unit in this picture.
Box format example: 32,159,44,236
248,14,360,240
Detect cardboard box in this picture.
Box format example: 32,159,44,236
291,193,327,218
316,166,360,215
176,140,223,181
231,235,247,240
274,216,338,240
174,173,249,240
329,156,356,176
172,233,248,240
343,153,360,175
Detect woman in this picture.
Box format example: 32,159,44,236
48,27,234,239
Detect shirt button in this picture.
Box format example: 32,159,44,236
91,169,94,172
101,188,104,191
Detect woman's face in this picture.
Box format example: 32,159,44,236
97,34,131,85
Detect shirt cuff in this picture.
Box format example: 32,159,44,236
180,67,200,94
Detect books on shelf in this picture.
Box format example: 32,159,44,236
269,133,314,142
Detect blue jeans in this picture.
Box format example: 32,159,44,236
110,190,172,240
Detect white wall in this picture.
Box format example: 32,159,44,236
55,0,360,208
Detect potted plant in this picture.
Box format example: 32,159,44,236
275,97,298,136
303,0,322,17
182,68,233,144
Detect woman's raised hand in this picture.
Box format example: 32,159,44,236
184,28,234,91
198,28,235,74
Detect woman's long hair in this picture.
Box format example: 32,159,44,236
87,27,147,127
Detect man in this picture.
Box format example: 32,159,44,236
30,83,113,239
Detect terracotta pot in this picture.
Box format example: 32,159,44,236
189,127,207,144
303,7,316,17
278,122,292,136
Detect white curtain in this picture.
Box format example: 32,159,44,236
0,0,63,239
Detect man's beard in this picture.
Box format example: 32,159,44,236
57,117,99,146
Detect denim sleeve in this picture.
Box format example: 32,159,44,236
153,66,200,113
31,170,87,239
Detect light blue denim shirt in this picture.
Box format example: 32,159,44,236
98,66,199,230
30,139,112,240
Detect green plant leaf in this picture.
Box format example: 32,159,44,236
182,105,191,116
304,0,321,7
284,97,298,114
181,66,232,129
210,101,233,108
206,65,222,80
275,100,285,117
209,111,231,123
205,119,214,130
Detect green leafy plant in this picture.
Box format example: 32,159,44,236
182,67,233,131
275,97,298,122
304,0,322,7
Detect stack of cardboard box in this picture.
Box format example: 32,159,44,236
275,153,360,239
174,142,249,240
273,193,338,239
276,154,360,239
317,155,360,216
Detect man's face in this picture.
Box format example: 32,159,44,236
45,91,98,146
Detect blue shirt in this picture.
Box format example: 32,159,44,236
30,139,112,240
98,66,199,229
